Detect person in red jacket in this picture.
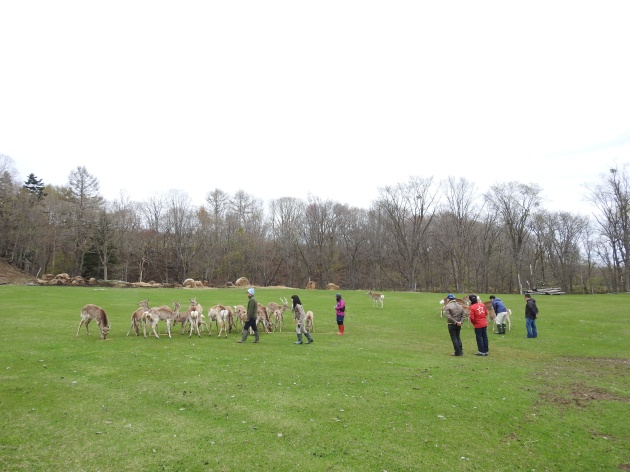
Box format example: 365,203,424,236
468,294,489,356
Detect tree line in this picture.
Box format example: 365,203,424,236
1,155,628,294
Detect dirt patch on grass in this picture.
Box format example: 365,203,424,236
534,356,630,408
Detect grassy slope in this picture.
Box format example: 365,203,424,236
0,287,628,471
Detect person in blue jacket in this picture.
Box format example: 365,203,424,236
489,295,508,335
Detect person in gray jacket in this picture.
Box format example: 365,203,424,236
444,294,466,356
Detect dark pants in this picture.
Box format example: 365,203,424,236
244,318,258,333
336,315,344,326
448,324,463,355
474,326,489,354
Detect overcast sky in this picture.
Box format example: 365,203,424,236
2,1,629,214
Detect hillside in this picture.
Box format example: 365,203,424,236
0,260,37,285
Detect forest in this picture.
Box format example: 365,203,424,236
1,155,628,294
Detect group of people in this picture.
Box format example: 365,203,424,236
237,289,347,344
443,293,539,356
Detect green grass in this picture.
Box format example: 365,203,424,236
0,287,629,471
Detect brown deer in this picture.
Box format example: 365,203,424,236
76,304,110,340
143,301,181,339
368,290,384,308
127,299,149,336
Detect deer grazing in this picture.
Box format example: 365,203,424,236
76,304,111,340
127,299,149,336
266,297,289,332
257,302,273,333
233,305,247,330
143,301,181,339
368,290,384,308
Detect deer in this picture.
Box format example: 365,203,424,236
257,302,273,333
143,301,181,339
127,298,149,336
207,304,230,338
76,304,110,340
266,297,289,332
187,305,202,337
305,310,314,333
368,290,384,308
174,298,207,335
233,305,247,330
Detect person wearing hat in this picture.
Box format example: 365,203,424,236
334,293,345,335
468,294,489,356
291,294,314,345
489,295,508,335
238,288,260,343
444,294,465,356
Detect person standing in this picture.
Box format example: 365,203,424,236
524,293,539,338
335,293,345,335
489,295,508,335
444,293,465,356
238,288,260,343
468,294,489,356
291,295,314,344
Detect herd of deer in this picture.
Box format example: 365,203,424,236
75,290,511,340
75,296,316,340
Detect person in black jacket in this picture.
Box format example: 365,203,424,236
524,294,538,338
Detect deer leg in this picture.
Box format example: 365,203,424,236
76,318,86,337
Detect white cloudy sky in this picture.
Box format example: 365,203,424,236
1,1,629,214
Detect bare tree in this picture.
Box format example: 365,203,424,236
586,166,630,292
297,196,337,287
374,176,438,291
436,177,478,293
268,196,304,287
484,182,542,294
334,204,369,290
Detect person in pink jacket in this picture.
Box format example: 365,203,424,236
335,293,345,335
468,294,489,356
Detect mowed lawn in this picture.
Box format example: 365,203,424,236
0,286,628,472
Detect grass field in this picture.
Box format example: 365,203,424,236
0,286,628,471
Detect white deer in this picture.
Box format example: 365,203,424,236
368,290,384,308
174,298,207,335
208,304,230,338
76,304,111,340
144,301,181,339
305,310,314,333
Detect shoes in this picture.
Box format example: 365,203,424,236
484,353,489,356
451,353,463,356
474,352,484,356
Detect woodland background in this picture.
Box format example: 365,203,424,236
1,154,628,294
